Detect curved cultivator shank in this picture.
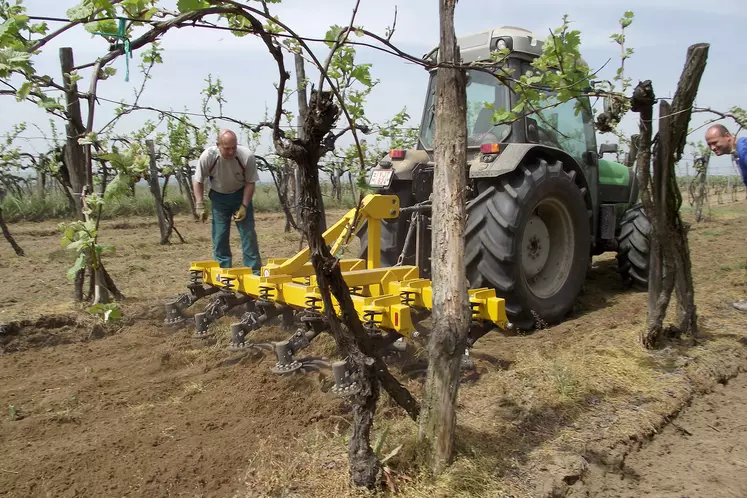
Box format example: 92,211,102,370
164,194,513,397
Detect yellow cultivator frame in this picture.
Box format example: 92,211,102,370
185,194,510,338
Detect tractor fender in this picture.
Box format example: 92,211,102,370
469,143,592,209
383,149,431,181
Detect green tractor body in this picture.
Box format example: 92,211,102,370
360,26,651,330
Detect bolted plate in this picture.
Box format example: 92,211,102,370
163,316,186,327
330,381,362,397
193,329,214,339
271,360,303,375
227,342,247,352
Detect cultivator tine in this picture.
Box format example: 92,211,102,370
388,337,407,353
194,312,208,335
271,340,304,374
270,327,323,375
164,268,221,328
226,312,274,353
330,359,361,397
281,308,295,331
164,292,203,328
227,315,258,350
228,321,250,350
164,295,189,327
193,291,254,338
460,348,476,371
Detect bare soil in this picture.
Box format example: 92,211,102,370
571,373,747,498
0,202,746,497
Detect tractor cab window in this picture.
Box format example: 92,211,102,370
533,96,593,161
419,69,510,149
519,61,597,162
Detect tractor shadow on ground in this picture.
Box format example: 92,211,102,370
446,398,591,489
569,258,646,319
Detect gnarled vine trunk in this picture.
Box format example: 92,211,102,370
632,43,707,348
284,90,419,489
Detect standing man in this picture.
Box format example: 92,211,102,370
705,124,747,313
193,129,262,274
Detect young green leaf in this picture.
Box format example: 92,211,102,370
177,0,209,13
67,253,87,280
66,2,95,21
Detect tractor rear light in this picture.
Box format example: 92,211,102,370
390,149,405,159
394,312,399,327
480,143,500,154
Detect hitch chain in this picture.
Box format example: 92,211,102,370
396,212,418,266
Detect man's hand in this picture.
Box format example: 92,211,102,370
233,204,247,222
196,201,208,222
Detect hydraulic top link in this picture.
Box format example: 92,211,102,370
185,194,511,337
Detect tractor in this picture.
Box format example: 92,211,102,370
358,26,651,331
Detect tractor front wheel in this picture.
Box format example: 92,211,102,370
616,203,651,289
465,158,591,330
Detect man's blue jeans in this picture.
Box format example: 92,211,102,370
208,189,261,274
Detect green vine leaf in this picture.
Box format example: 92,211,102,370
66,2,95,21
177,0,209,13
0,48,31,78
67,253,87,280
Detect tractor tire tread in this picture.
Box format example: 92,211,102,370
616,203,651,289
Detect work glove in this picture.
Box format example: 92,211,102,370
196,201,208,222
233,204,247,222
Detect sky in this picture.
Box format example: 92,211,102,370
2,0,746,177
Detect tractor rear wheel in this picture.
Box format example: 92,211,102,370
616,203,651,289
465,158,591,330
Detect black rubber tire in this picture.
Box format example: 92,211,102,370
357,179,415,267
465,157,591,331
616,203,651,290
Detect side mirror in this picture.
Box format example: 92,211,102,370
599,143,618,157
526,117,539,142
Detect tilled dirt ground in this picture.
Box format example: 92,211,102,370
1,202,747,497
574,372,747,498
